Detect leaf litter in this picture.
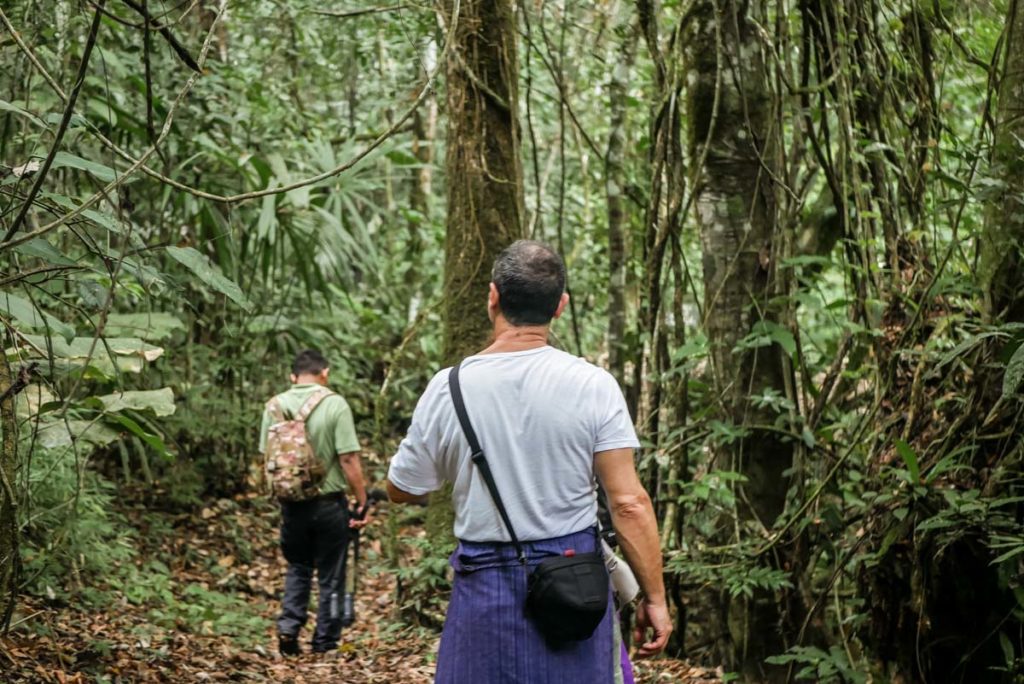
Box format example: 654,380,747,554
1,494,717,683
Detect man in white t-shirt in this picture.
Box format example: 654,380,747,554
386,240,670,683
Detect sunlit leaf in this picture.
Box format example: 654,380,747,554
166,246,251,310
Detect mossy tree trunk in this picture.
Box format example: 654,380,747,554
982,0,1024,324
425,0,525,546
685,1,793,679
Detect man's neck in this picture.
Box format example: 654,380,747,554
293,375,326,386
480,319,550,355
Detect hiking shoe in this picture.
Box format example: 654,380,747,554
279,634,301,657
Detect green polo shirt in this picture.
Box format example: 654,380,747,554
258,384,360,495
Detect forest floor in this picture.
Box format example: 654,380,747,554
1,494,721,683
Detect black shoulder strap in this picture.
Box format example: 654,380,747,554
449,361,526,564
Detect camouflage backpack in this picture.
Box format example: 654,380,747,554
263,389,332,501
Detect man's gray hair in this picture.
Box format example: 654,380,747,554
491,240,566,326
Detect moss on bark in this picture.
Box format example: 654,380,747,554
426,0,525,550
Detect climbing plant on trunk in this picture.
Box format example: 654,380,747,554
685,0,794,679
425,0,526,560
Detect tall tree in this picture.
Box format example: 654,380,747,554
981,0,1024,323
684,0,792,679
606,11,637,387
441,0,525,364
426,0,525,543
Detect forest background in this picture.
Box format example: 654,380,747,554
2,0,1024,682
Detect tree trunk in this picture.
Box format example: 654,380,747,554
982,0,1024,323
0,354,19,632
405,40,439,319
426,0,525,547
685,1,792,679
440,0,525,364
605,13,636,386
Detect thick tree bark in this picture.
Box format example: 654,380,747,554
685,1,792,679
0,354,18,632
426,0,525,547
982,0,1024,323
440,0,525,363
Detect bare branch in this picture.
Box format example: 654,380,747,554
120,0,202,72
1,2,106,243
0,0,231,253
312,4,418,19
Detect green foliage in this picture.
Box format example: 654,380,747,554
766,646,867,683
3,0,1024,681
19,446,136,598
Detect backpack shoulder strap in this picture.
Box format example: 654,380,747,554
266,396,286,424
296,388,333,422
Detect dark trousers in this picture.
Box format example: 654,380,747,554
277,497,349,651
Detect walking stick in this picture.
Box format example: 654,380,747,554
341,488,387,627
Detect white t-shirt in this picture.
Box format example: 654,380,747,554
387,346,640,542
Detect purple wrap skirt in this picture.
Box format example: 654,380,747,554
435,527,634,684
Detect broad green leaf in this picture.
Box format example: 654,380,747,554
15,383,56,419
35,419,120,450
740,321,797,357
246,314,295,334
257,194,277,241
13,334,163,375
1002,342,1024,399
13,238,78,267
104,313,185,341
801,426,816,449
894,440,920,483
52,151,118,183
96,388,175,417
1000,632,1015,667
385,149,420,165
105,413,168,457
672,338,708,362
42,192,128,236
992,544,1024,565
166,246,251,310
0,99,45,128
0,292,74,342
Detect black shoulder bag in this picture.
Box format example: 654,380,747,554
448,361,610,644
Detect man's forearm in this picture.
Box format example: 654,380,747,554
339,451,367,507
385,479,429,505
609,491,665,603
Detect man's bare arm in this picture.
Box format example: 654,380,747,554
595,447,672,657
385,478,429,505
339,450,367,509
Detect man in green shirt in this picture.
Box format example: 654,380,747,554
259,349,369,656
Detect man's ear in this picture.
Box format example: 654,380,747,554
319,368,330,385
289,373,298,384
552,292,570,319
488,282,500,320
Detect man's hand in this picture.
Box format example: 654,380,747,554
633,598,672,657
349,502,373,529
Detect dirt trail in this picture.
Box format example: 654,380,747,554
1,495,718,683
